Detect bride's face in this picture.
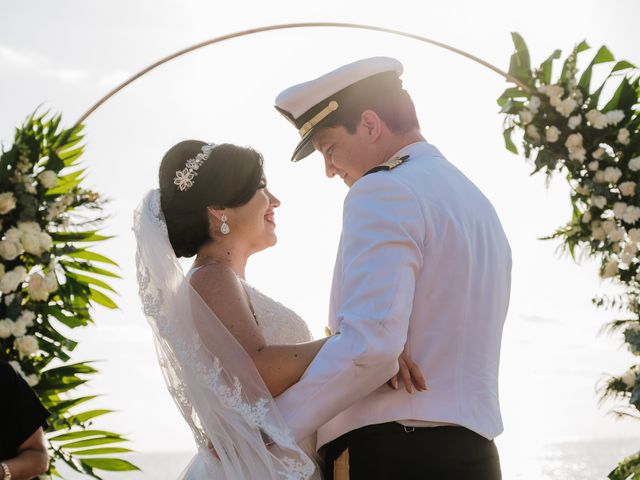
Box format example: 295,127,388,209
228,187,281,253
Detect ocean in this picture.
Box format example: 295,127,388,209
55,437,637,479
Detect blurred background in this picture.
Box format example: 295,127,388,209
1,1,639,478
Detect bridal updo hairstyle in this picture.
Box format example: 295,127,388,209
159,140,265,258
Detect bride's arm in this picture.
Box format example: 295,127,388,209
190,263,329,397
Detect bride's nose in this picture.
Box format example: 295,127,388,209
267,190,281,208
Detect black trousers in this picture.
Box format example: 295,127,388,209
319,422,502,480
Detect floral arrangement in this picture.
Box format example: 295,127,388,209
0,112,138,478
499,33,639,478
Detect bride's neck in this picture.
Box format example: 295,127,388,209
194,240,250,279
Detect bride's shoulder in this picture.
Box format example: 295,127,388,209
189,262,240,297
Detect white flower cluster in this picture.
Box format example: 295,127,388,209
0,192,17,215
0,221,53,260
539,84,581,118
0,265,27,294
45,194,73,221
9,359,39,387
586,109,625,130
27,271,58,301
37,170,58,189
1,308,40,365
564,133,586,163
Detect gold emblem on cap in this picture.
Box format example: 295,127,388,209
298,100,339,137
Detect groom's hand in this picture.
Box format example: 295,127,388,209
388,349,428,393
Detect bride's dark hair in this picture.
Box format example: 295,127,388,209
159,140,265,258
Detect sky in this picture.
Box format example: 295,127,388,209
1,0,639,477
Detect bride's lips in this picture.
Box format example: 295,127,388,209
264,211,275,225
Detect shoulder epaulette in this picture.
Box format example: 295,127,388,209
364,155,410,176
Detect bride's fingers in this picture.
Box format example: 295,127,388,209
407,358,428,391
387,375,399,390
398,356,413,393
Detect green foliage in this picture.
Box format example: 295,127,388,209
0,111,137,478
499,34,640,476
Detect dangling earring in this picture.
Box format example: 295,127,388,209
220,214,230,235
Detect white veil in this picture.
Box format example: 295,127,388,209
133,189,315,479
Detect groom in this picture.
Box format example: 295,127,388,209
274,57,511,479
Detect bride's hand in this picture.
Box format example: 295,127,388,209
388,349,428,393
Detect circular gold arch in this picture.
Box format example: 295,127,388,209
75,21,529,126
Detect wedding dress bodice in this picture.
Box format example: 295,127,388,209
239,279,313,345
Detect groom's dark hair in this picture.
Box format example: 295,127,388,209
321,72,420,134
159,140,265,258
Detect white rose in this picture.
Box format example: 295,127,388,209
629,228,640,243
0,240,21,261
18,310,36,327
43,272,58,292
11,318,28,337
623,206,640,225
612,241,622,253
21,232,43,256
37,170,58,189
38,233,53,253
556,97,578,117
591,224,606,241
14,334,39,358
0,266,27,294
592,148,605,160
590,195,607,210
582,210,592,223
629,157,640,172
621,252,634,265
565,133,584,149
526,124,541,143
604,167,623,184
27,274,50,301
620,181,637,197
613,202,628,219
568,114,582,130
5,227,22,244
606,110,625,126
624,242,639,255
529,96,541,114
602,219,617,235
603,258,620,278
620,367,638,388
23,178,37,195
586,109,607,129
4,294,14,306
587,161,599,173
540,84,564,99
569,147,586,163
0,192,17,215
25,374,38,387
608,227,625,243
594,170,605,184
545,126,561,143
618,128,631,145
0,264,5,278
0,319,13,338
17,221,41,235
519,110,533,125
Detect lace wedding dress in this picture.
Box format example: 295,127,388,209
180,272,322,479
134,189,319,479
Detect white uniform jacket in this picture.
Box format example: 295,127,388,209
276,141,512,449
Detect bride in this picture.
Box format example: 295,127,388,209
133,140,424,479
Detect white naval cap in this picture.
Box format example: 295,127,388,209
274,56,404,162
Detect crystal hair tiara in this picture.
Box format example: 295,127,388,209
173,143,216,191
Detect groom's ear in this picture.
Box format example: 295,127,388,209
358,110,383,143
